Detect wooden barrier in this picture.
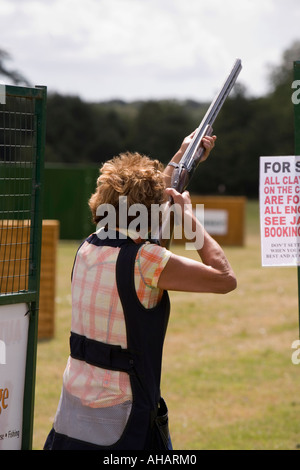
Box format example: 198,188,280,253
0,220,30,294
38,220,59,340
173,196,246,247
0,220,59,339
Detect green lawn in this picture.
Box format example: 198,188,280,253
33,201,300,450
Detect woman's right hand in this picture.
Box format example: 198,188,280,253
164,188,193,215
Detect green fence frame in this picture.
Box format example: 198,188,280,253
0,84,47,449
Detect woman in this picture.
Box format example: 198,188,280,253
44,132,236,450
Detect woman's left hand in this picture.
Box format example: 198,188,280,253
201,135,217,162
177,131,217,162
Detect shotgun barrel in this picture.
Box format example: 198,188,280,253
159,59,242,247
171,59,242,193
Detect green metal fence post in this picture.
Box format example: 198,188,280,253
21,86,47,450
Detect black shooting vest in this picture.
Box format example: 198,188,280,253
45,235,171,450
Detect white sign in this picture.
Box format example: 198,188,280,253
194,208,228,236
204,209,228,235
260,156,300,267
0,303,29,450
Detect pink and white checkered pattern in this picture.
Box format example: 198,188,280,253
63,240,171,408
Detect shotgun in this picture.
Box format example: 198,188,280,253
159,58,242,247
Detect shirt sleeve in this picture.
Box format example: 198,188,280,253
136,243,172,289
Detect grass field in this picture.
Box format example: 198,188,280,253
33,201,300,450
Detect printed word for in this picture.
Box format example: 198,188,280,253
264,161,300,174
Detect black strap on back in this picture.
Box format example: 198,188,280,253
70,332,136,374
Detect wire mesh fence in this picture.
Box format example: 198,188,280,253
0,92,36,294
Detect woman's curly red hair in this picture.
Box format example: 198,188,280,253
88,152,166,226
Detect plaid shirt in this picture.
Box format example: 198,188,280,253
63,232,171,408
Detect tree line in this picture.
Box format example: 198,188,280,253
1,42,300,198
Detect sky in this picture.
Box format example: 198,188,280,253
1,0,300,102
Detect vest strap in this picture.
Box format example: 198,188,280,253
70,331,136,374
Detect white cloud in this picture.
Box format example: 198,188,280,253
0,0,300,101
